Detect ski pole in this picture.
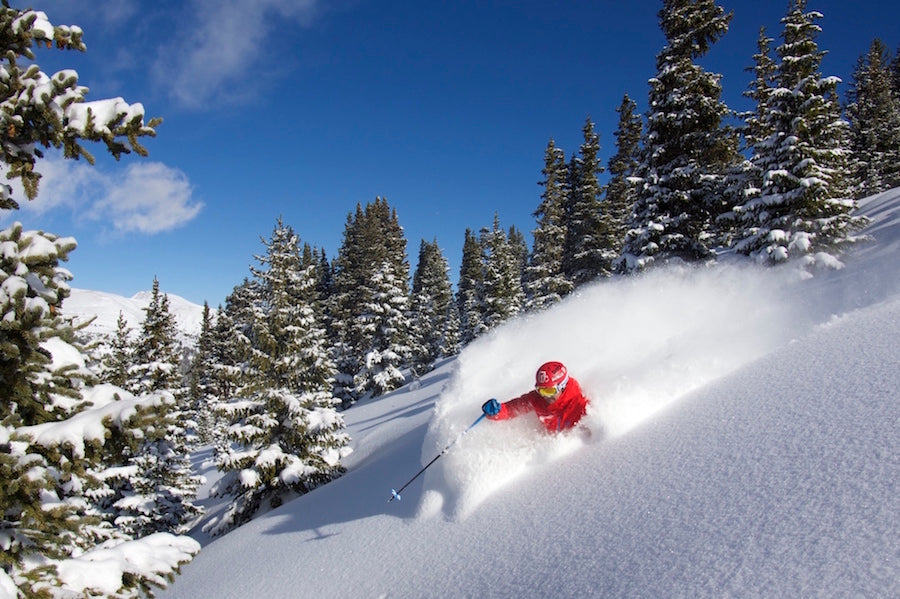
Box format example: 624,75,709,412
388,412,487,502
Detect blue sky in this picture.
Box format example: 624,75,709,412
5,0,899,306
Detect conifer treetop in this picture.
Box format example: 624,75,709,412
0,1,161,207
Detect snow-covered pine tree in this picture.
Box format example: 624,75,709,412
128,278,181,395
0,4,196,594
105,398,203,539
0,5,159,208
718,27,779,247
845,39,900,198
0,224,82,426
456,228,485,345
507,225,528,281
105,277,201,539
732,0,866,266
208,219,350,534
562,117,608,285
622,0,739,272
525,138,573,311
100,311,133,387
355,259,411,398
605,95,643,272
189,302,217,443
332,198,411,405
743,28,779,170
410,239,459,375
0,224,98,587
480,214,525,331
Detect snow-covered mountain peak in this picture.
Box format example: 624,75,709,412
62,288,207,342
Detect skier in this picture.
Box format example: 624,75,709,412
481,361,589,433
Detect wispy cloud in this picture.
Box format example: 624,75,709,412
12,156,203,235
89,162,203,234
155,0,320,108
37,0,139,27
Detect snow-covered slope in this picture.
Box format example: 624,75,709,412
61,288,207,342
160,189,900,599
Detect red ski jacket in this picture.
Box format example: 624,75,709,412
488,377,589,433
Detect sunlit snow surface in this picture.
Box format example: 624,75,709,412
160,189,899,599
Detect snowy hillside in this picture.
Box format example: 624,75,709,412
61,288,207,342
161,189,899,598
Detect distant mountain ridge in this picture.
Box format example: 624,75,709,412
62,288,207,343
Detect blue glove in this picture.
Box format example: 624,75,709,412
482,398,501,416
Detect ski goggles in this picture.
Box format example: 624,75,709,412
536,385,561,399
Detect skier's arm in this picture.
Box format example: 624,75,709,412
484,393,535,421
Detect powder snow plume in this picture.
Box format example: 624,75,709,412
423,262,809,520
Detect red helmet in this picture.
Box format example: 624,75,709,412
535,361,568,399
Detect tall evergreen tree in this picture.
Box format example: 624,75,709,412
189,302,216,443
456,228,485,345
110,278,201,540
0,4,192,594
332,198,411,405
107,398,203,539
732,0,866,265
206,301,244,449
605,95,643,270
622,0,739,272
480,214,525,331
845,39,900,198
210,218,350,534
563,117,608,284
101,311,133,387
525,139,573,310
743,28,779,160
410,239,459,374
891,44,900,99
129,278,182,396
507,225,529,280
0,224,97,589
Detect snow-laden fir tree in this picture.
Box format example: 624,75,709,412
845,39,900,198
129,277,182,395
189,302,217,443
731,0,866,266
525,138,573,311
0,4,197,594
743,28,779,172
208,219,350,534
100,311,132,387
507,225,528,280
355,260,412,397
205,301,245,451
718,27,779,247
480,214,525,331
332,198,411,405
0,4,160,208
0,224,96,587
106,278,201,539
622,0,739,272
605,95,643,271
101,394,203,539
410,239,459,375
456,228,485,345
562,117,608,284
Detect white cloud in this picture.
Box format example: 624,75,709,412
156,0,320,108
89,162,203,234
8,156,203,235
